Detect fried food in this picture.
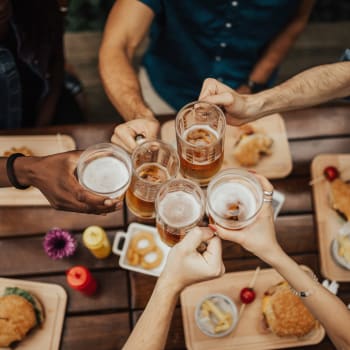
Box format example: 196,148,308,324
262,281,316,337
3,146,34,157
330,178,350,221
127,231,163,270
233,126,273,166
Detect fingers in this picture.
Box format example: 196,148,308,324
198,78,231,100
180,227,214,251
203,235,223,267
200,91,234,107
209,224,246,246
111,125,137,153
253,173,274,218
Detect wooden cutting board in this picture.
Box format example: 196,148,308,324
0,135,76,206
181,267,325,350
311,153,350,281
0,277,67,350
161,113,292,179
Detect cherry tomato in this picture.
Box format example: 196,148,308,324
323,166,339,182
240,287,256,304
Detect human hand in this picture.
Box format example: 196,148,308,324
236,84,252,95
19,151,122,214
199,78,256,126
111,118,160,153
209,174,284,264
160,227,225,292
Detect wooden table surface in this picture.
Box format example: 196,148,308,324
1,103,350,350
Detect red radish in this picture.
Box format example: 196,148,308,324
240,287,256,304
323,166,339,182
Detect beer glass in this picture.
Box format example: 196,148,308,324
175,101,226,186
126,140,179,219
77,143,132,199
207,168,270,229
155,179,205,246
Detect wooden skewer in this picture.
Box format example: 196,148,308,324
239,266,261,318
309,176,324,186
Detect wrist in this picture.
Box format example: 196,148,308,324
260,245,287,267
157,274,183,296
13,156,36,187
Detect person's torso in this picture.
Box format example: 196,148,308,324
142,0,300,110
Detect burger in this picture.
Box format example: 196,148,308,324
262,281,316,337
0,287,44,347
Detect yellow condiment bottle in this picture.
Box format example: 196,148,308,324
83,225,111,259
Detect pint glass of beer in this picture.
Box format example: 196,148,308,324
207,169,266,229
155,179,205,246
126,140,180,219
77,143,132,199
175,101,226,186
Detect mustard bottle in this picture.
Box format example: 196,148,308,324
83,225,111,259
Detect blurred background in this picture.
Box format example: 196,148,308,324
63,0,350,122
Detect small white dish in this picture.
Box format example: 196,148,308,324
195,293,238,338
113,223,171,277
331,237,350,270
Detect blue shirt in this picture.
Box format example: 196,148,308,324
139,0,300,110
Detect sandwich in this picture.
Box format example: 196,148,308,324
0,287,44,347
262,281,316,337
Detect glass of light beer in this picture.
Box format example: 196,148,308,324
155,179,205,246
126,140,180,220
207,168,270,229
176,101,226,186
77,143,132,199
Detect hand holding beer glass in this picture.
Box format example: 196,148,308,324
77,143,132,200
207,169,273,229
126,140,179,220
176,101,226,186
155,179,206,246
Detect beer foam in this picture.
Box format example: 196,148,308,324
159,191,201,227
210,182,257,220
82,156,129,193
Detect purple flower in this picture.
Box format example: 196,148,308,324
43,228,77,259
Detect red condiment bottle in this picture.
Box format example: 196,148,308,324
66,266,97,296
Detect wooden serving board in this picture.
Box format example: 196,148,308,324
0,135,76,206
161,113,292,179
181,267,325,350
311,154,350,281
0,277,67,350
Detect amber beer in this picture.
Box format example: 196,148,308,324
126,140,179,220
126,163,171,218
155,179,205,246
176,101,226,186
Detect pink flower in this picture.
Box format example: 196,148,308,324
43,228,77,259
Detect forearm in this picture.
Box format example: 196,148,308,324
122,277,180,350
246,62,350,120
99,48,155,122
268,251,350,349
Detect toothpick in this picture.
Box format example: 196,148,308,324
239,266,261,318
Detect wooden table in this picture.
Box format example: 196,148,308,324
1,103,350,350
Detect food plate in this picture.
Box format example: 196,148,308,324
112,223,171,277
311,154,350,281
181,267,325,350
0,277,67,350
0,135,76,206
161,113,292,179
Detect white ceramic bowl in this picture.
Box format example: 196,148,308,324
195,293,238,338
113,223,171,277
